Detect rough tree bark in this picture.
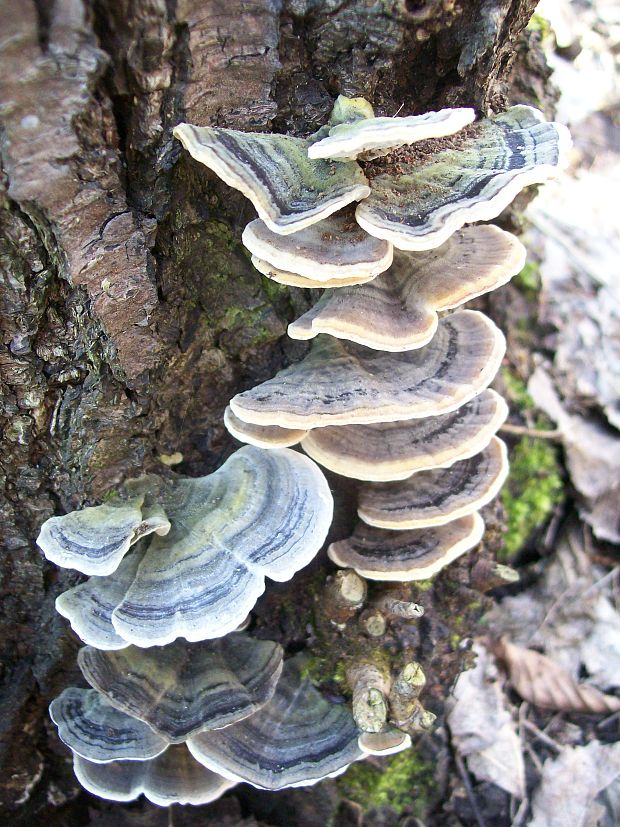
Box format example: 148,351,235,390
0,1,553,824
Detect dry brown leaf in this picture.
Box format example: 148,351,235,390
493,637,620,714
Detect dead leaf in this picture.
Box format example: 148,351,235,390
447,642,525,798
493,637,620,714
529,741,620,827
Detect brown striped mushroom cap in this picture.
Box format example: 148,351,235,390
308,104,475,161
230,311,505,429
73,745,236,806
358,729,412,755
288,226,525,350
187,658,362,790
242,213,393,282
251,254,376,288
358,437,508,530
172,124,370,235
300,389,508,481
328,514,485,581
52,446,333,648
77,634,283,742
224,405,307,449
356,106,571,251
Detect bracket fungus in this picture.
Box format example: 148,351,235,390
49,687,169,763
47,446,333,647
187,658,362,790
358,437,509,530
250,254,376,288
288,226,525,350
229,311,505,429
328,514,485,581
73,745,236,806
355,105,571,250
308,106,475,161
358,729,412,756
77,634,283,742
242,213,393,282
300,389,508,482
37,495,170,577
172,124,370,235
223,405,307,449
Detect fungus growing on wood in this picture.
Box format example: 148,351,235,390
172,124,370,235
251,254,376,288
77,634,283,742
328,514,485,581
224,405,306,449
187,658,362,790
355,106,571,250
230,311,505,429
300,389,508,481
73,745,236,806
37,495,170,577
49,687,168,763
51,446,333,647
358,729,412,756
358,437,508,529
308,106,475,160
242,213,393,281
288,226,525,350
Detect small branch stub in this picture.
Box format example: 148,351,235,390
323,569,368,626
347,660,391,733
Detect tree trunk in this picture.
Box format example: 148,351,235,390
0,1,552,824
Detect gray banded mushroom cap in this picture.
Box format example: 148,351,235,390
288,226,525,350
49,687,168,763
38,495,170,577
224,405,306,449
56,446,333,648
172,124,370,235
55,547,145,650
358,437,508,529
356,106,571,250
77,634,284,742
242,214,393,281
358,729,412,755
187,657,362,790
301,389,508,481
252,254,376,288
328,514,485,581
73,745,236,806
230,311,506,429
308,107,475,161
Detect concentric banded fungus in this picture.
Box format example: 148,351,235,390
328,514,485,581
242,214,393,281
73,745,236,806
288,226,525,350
55,547,146,650
224,405,306,449
356,106,571,250
37,496,170,577
53,446,333,647
308,107,475,161
172,124,370,235
230,311,505,429
358,729,412,756
187,658,362,790
301,389,508,481
49,688,168,763
358,437,508,529
251,255,375,288
77,634,283,741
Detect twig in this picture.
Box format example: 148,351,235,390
499,422,562,441
510,796,530,827
454,753,487,827
522,719,561,752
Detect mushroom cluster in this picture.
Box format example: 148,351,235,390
174,97,568,740
40,96,569,807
